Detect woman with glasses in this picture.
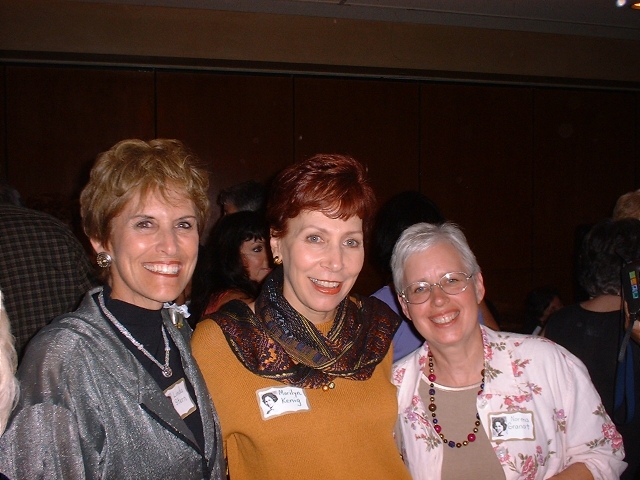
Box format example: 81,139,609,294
391,222,625,480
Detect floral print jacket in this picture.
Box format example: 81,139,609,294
392,327,626,480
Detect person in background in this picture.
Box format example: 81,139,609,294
0,179,23,206
192,154,411,479
370,190,499,361
613,189,640,221
392,222,626,480
0,290,19,436
0,180,98,359
545,218,640,480
189,210,271,322
218,180,266,216
521,286,563,335
0,139,225,479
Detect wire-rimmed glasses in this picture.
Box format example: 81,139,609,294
400,272,473,304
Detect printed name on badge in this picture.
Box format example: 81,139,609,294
488,411,536,442
164,378,197,419
256,386,310,420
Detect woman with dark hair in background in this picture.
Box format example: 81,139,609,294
545,218,640,480
189,210,271,322
192,154,411,479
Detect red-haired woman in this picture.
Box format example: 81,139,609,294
192,155,411,479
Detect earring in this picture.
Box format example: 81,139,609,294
273,255,282,265
96,252,112,268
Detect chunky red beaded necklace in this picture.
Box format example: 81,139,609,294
426,352,485,448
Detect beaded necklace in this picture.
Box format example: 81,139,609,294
99,292,173,378
426,352,484,448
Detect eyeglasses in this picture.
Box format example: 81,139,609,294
400,272,473,304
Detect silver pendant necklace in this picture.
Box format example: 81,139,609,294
99,292,173,378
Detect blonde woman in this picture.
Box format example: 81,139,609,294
0,139,224,479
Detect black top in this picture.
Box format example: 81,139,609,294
100,286,205,452
545,304,640,480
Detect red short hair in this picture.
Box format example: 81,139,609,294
267,154,376,238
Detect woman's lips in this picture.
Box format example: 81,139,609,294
143,263,181,275
429,310,459,325
310,277,342,294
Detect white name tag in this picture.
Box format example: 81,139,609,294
488,411,535,442
256,386,310,420
164,378,197,419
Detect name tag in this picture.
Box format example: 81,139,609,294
488,411,535,442
164,378,197,419
256,386,310,420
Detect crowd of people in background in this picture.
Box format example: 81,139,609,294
0,140,638,479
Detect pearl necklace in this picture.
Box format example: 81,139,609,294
99,292,173,378
426,352,483,448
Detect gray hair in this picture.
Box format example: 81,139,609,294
0,290,19,435
391,222,481,294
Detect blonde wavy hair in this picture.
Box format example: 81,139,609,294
80,139,210,247
0,290,19,435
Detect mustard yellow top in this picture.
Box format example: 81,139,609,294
192,317,411,480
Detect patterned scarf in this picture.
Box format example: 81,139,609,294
213,267,400,388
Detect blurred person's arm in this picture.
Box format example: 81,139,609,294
548,463,593,480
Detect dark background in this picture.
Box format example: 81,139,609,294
1,2,638,330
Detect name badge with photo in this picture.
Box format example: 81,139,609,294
488,411,535,442
256,386,310,420
164,378,197,419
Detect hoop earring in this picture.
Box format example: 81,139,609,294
273,255,282,265
96,252,112,268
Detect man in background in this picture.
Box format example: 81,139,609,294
0,180,98,359
218,180,266,216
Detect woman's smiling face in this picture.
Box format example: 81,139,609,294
399,241,484,351
270,210,364,325
91,188,199,310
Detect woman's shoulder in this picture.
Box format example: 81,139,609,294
359,292,395,312
485,328,588,374
391,346,425,385
204,288,253,316
393,343,424,366
216,289,253,308
191,317,228,351
191,317,248,389
26,290,107,350
486,328,563,353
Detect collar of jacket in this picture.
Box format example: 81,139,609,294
393,325,524,411
56,287,215,458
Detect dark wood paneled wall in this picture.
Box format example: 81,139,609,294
155,72,295,231
293,78,421,295
532,89,637,306
0,68,5,178
421,84,535,322
1,64,638,329
4,67,155,197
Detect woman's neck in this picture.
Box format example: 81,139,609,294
428,330,485,387
581,294,622,313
